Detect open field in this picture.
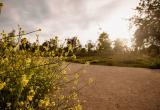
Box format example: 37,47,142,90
67,63,160,110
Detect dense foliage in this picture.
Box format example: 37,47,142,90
132,0,160,55
0,29,83,110
97,32,112,53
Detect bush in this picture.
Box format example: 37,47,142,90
0,31,82,110
150,58,160,69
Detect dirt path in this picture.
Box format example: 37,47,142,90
67,63,160,110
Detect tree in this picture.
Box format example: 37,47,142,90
85,40,95,52
97,32,112,52
132,0,160,50
5,30,16,47
66,37,78,48
49,36,59,51
41,41,49,51
20,38,31,50
65,37,81,53
113,38,125,54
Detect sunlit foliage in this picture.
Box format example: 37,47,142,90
132,0,160,55
97,32,112,53
0,28,86,110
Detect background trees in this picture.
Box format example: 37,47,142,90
20,38,31,50
132,0,160,55
48,36,59,51
85,40,95,52
97,32,112,53
113,38,125,54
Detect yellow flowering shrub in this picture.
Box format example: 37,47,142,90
0,30,83,110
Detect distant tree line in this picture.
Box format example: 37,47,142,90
0,29,134,57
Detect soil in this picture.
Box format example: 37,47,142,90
67,63,160,110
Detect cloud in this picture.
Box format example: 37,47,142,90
0,0,134,43
1,0,121,28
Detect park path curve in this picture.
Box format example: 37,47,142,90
67,63,160,110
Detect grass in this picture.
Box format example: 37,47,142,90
67,54,160,69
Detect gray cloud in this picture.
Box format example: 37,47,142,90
0,0,129,42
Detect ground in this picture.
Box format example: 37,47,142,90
67,63,160,110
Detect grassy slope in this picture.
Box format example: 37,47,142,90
68,54,160,69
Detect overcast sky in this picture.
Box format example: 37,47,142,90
0,0,139,45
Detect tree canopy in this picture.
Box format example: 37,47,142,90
113,38,125,54
132,0,160,49
97,32,111,52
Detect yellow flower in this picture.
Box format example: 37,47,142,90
29,89,35,96
39,98,50,107
72,92,78,100
27,95,33,101
19,101,24,106
59,95,65,100
21,75,29,86
27,89,35,101
63,76,69,81
51,101,56,106
72,86,76,90
74,73,79,79
74,104,82,110
0,82,6,90
44,99,50,106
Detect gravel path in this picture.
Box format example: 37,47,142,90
67,63,160,110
